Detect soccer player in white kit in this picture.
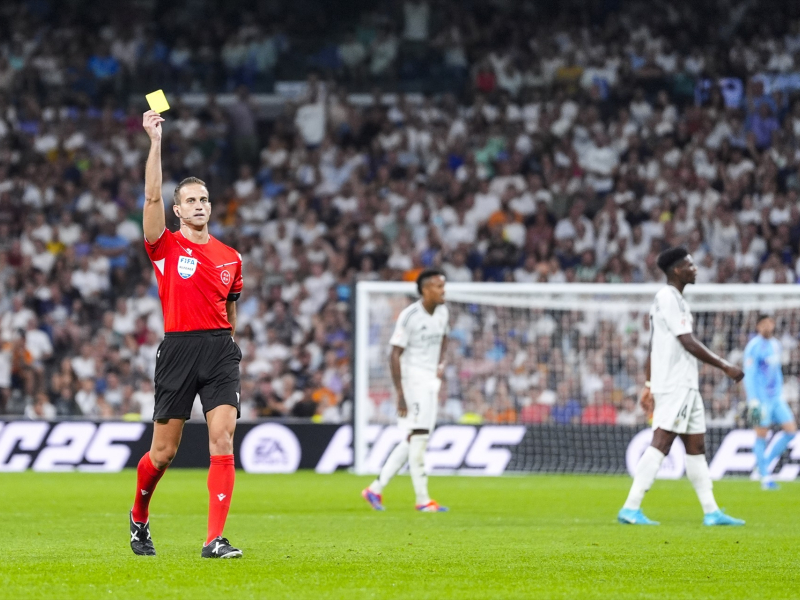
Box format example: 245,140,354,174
618,247,746,526
362,269,449,512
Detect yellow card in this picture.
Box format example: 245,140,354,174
145,90,170,113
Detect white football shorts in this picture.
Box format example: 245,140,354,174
652,386,706,435
397,367,441,433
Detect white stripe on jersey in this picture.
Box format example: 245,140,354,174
389,300,449,374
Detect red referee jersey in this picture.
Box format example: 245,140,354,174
145,229,243,333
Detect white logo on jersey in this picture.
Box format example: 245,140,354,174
221,270,231,285
185,248,193,256
177,256,198,279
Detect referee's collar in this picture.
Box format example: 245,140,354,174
179,229,213,245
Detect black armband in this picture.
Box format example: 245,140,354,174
227,292,241,302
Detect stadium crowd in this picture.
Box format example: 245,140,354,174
1,0,800,425
368,301,800,428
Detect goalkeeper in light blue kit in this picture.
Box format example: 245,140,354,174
744,314,798,490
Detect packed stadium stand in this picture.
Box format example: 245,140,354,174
2,0,800,425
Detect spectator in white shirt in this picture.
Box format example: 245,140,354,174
294,89,326,147
129,284,160,319
25,392,57,420
629,88,653,125
304,261,335,311
133,379,156,421
25,320,53,363
261,136,289,170
233,164,257,199
758,253,793,284
71,256,106,300
57,212,82,246
443,207,477,250
514,255,542,283
769,194,792,226
75,378,99,417
31,240,55,274
707,208,740,259
442,250,473,282
339,33,366,78
767,42,794,72
554,200,594,245
370,29,399,77
1,295,35,340
624,225,650,268
489,160,527,197
71,343,97,379
580,133,619,193
112,298,137,336
30,213,52,243
257,328,291,363
103,372,125,409
296,211,327,245
695,253,717,283
403,0,430,41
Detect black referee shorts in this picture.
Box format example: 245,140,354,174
153,329,242,421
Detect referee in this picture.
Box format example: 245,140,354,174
129,110,244,559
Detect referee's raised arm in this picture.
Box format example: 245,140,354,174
142,110,165,244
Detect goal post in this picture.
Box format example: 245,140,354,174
353,282,800,476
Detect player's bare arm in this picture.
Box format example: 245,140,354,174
142,110,165,243
226,300,237,337
390,345,407,416
677,333,744,381
437,336,447,379
640,336,654,415
662,250,743,383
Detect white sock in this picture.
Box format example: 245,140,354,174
368,440,409,494
685,454,719,514
623,446,665,510
409,434,430,505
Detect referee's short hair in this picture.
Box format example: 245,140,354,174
656,247,689,275
416,268,445,295
757,313,773,324
173,177,207,205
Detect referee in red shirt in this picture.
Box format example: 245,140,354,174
129,110,243,559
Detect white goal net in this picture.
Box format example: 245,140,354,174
353,282,800,476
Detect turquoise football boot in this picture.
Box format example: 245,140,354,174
617,508,659,525
703,509,745,526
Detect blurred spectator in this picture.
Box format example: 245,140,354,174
25,392,56,420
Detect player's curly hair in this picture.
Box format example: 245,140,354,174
173,177,207,205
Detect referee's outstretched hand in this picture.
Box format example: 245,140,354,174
143,110,164,142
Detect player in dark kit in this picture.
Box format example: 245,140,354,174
129,110,243,559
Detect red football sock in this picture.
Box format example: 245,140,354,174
131,452,166,523
206,454,235,545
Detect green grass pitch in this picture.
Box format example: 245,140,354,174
1,471,797,599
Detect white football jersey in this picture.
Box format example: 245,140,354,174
649,285,699,393
389,301,449,374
